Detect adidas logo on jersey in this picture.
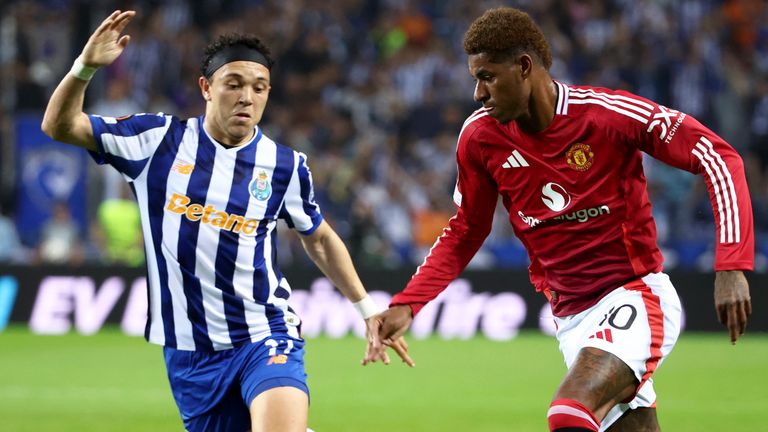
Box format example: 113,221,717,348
588,328,614,343
502,150,529,168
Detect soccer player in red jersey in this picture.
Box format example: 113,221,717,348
364,7,753,432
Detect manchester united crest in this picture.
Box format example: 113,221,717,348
566,143,594,171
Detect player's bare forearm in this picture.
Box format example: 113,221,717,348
300,223,416,367
300,221,367,302
714,270,751,344
41,75,95,150
42,10,136,150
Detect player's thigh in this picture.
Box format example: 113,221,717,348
554,346,638,419
164,346,251,432
183,384,251,432
249,386,308,432
553,273,682,418
605,407,659,432
238,336,309,432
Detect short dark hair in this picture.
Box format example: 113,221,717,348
200,33,275,79
463,7,552,69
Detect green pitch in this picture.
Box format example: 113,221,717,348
0,327,765,431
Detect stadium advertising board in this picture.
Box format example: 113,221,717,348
1,266,765,336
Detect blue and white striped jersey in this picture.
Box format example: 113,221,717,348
89,113,322,351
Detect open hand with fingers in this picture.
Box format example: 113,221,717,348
80,10,136,68
362,305,415,367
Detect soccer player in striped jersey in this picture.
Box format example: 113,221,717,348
42,10,412,432
365,7,753,432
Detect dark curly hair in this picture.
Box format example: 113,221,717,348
200,33,275,79
463,7,552,69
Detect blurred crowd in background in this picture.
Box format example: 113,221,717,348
0,0,766,271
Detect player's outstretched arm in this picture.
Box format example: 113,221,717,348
363,305,415,367
299,221,414,367
41,10,135,151
714,270,751,344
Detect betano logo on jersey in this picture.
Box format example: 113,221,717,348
166,193,261,235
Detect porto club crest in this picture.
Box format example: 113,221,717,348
566,143,594,171
249,170,272,201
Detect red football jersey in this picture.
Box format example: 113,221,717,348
392,82,754,317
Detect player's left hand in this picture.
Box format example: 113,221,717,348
714,270,751,344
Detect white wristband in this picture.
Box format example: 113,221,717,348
70,57,99,81
352,294,379,319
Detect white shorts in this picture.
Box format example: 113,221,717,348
553,272,682,431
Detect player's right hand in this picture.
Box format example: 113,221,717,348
80,10,136,68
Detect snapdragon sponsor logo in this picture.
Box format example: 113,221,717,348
518,211,543,228
519,204,610,227
541,182,571,212
166,192,261,235
553,205,611,223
